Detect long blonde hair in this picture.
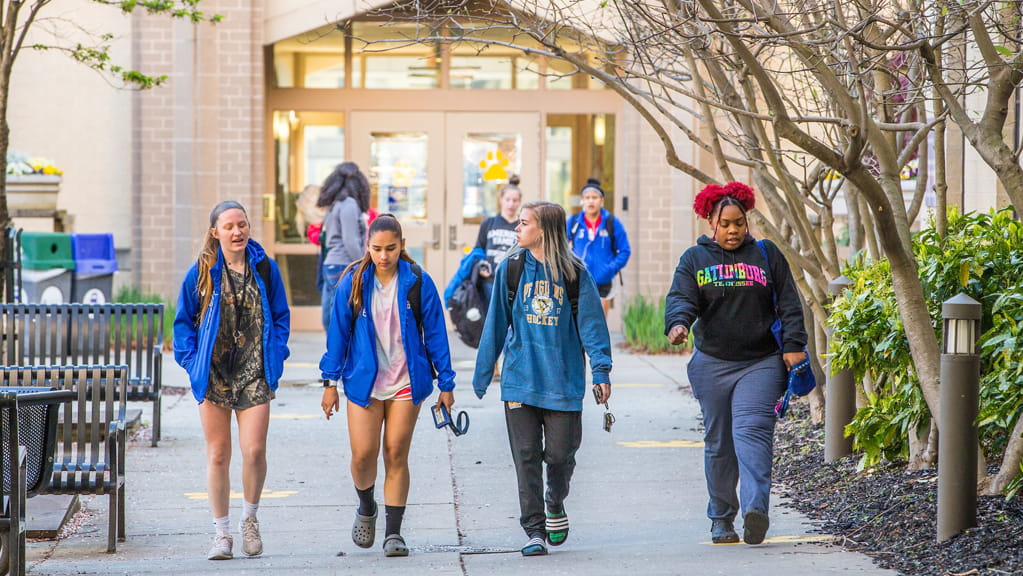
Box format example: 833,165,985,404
521,201,581,285
196,201,247,324
343,214,415,313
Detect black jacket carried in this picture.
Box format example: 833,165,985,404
664,235,807,361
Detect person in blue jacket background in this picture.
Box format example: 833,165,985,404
474,200,612,557
319,214,456,557
567,178,631,317
173,201,291,561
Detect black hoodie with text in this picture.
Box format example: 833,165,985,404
664,235,807,362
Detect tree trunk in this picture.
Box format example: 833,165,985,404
979,412,1023,495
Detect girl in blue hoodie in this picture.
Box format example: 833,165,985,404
173,201,291,561
474,200,613,557
319,214,456,557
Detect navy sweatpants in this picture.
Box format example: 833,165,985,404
686,349,786,521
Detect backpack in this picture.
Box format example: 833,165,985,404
505,250,581,318
447,260,487,348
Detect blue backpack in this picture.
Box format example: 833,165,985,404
755,240,816,417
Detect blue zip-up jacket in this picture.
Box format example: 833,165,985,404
173,240,292,404
319,259,456,407
568,208,632,286
472,250,612,411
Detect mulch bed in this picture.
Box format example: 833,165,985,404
773,405,1023,576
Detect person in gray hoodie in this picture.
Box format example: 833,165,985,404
473,200,612,557
317,162,370,330
664,182,807,547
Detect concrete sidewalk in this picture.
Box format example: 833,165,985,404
24,331,894,575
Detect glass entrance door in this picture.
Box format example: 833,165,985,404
351,111,539,288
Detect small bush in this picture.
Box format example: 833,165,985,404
113,285,174,349
623,295,688,354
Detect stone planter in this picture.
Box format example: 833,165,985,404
5,174,61,210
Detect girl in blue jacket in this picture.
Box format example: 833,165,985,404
319,214,456,557
173,201,291,561
568,178,631,317
474,200,613,557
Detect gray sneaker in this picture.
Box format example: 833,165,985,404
207,534,233,560
240,516,263,556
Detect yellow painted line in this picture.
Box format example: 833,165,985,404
700,535,834,546
612,383,666,388
618,440,704,448
284,362,319,368
184,490,298,501
270,413,319,419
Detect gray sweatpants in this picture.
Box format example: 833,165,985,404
687,348,786,521
504,402,583,538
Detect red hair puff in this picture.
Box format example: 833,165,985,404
693,182,756,219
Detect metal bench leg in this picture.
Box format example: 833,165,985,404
118,483,126,541
151,395,161,447
107,488,118,553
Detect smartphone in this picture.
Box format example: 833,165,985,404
432,404,452,428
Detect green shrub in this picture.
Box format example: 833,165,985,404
830,208,1023,470
623,295,688,354
113,285,174,349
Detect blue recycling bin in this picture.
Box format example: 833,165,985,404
71,233,118,304
20,232,74,304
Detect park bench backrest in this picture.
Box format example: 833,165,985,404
0,304,164,446
0,387,72,497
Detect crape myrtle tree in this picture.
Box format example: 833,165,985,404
0,0,221,301
375,0,947,460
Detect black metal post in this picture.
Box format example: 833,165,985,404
937,293,981,542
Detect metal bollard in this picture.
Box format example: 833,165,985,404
937,293,981,542
825,275,855,462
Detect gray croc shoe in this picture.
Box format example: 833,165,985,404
352,509,377,548
382,534,409,557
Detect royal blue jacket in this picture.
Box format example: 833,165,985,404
567,208,632,286
173,240,292,404
319,259,456,407
473,250,612,411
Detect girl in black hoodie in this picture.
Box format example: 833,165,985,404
664,182,807,546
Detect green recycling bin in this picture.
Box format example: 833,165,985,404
19,232,74,304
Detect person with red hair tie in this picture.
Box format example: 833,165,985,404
664,182,808,546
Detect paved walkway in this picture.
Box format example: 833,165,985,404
24,331,895,575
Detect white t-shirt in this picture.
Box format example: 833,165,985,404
370,274,410,400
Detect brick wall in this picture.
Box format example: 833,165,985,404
135,1,264,300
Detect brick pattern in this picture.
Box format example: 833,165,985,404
135,1,264,300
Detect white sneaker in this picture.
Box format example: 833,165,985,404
208,534,233,560
240,516,263,556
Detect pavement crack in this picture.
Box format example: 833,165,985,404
445,431,471,576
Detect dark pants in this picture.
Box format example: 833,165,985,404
686,349,786,521
504,402,583,537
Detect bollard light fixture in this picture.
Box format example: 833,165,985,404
941,293,981,355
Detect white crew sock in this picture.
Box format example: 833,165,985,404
242,500,259,520
213,515,230,537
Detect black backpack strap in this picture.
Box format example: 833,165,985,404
408,262,437,379
506,250,524,307
605,213,616,255
256,257,272,292
566,264,581,318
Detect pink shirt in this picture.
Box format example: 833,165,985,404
370,274,410,400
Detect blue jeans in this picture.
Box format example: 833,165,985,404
686,349,786,521
320,264,345,331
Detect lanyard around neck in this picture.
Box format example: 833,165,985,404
225,263,250,344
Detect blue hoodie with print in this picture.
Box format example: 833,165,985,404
472,249,612,411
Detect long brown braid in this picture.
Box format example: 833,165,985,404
342,214,416,314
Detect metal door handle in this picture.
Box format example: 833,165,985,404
448,225,463,251
427,224,441,250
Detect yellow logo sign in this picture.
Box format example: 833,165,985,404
479,150,509,181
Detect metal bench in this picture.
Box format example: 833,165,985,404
1,366,128,554
0,387,72,576
0,304,164,446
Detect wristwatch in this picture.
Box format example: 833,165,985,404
323,379,337,388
